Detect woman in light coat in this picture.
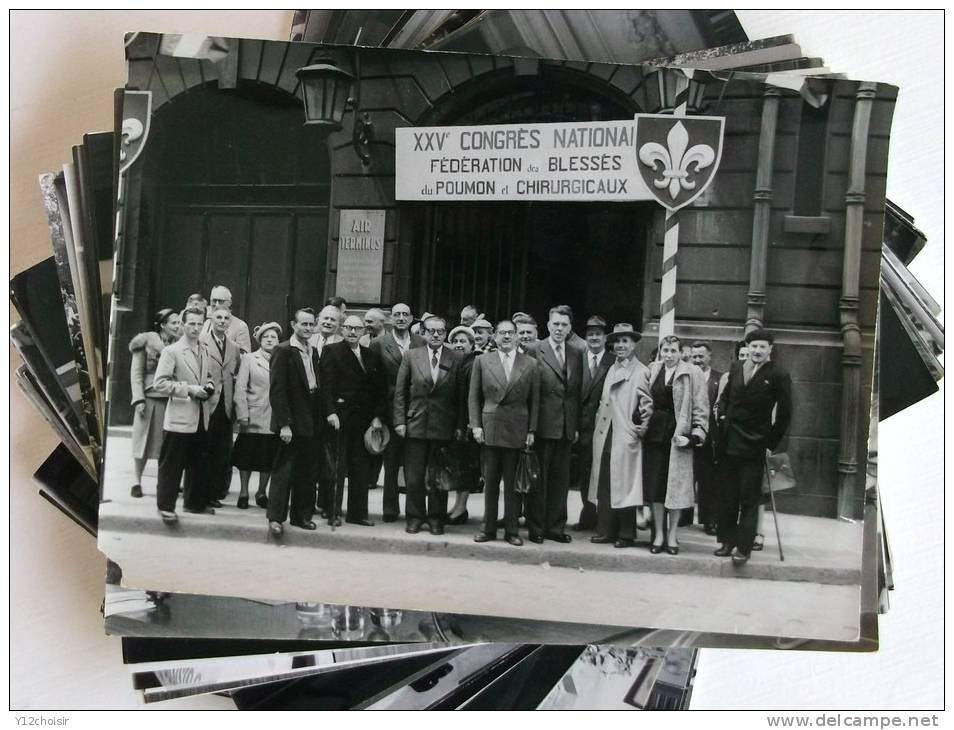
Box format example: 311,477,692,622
128,308,181,498
643,335,709,555
588,324,654,548
232,322,282,509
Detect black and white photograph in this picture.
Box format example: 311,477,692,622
93,31,894,643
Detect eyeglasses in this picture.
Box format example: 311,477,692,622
342,325,364,332
424,328,445,335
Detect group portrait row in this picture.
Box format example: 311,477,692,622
127,284,792,565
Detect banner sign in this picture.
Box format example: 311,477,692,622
395,115,724,211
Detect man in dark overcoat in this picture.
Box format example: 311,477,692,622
320,315,388,526
715,328,793,565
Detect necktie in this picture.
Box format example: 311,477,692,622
503,353,513,381
556,344,564,368
590,353,598,378
431,350,439,383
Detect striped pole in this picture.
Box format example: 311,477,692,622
658,73,690,340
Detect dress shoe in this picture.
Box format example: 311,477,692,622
704,523,718,536
255,493,268,509
446,510,468,525
731,548,750,566
130,484,143,498
713,544,733,557
649,543,664,554
158,510,178,523
383,514,398,523
268,521,284,536
665,544,680,556
429,523,445,536
208,499,224,509
614,539,635,548
590,535,614,544
473,532,495,543
347,518,375,527
528,535,544,544
327,517,342,527
406,521,421,534
506,535,523,547
186,506,215,515
752,534,765,551
291,520,318,530
237,496,249,510
546,533,572,544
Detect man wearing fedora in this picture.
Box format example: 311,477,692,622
320,314,388,526
469,319,540,546
393,315,465,535
572,315,616,531
369,302,424,522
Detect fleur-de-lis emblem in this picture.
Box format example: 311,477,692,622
638,121,716,201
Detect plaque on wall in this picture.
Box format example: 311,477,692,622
335,209,385,304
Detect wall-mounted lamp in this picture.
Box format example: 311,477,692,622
297,53,374,165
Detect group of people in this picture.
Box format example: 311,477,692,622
128,287,792,565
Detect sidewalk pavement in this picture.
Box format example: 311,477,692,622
100,431,862,586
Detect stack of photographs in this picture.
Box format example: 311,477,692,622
11,10,942,710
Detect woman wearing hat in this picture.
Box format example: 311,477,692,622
232,322,283,509
642,335,709,555
588,324,653,547
128,308,181,498
445,325,483,524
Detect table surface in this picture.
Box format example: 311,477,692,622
9,9,944,710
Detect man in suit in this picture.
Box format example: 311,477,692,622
200,305,243,505
320,315,388,526
470,320,539,546
690,340,723,535
369,303,424,521
266,308,322,535
151,307,215,521
572,315,615,531
528,305,582,543
309,304,343,355
514,313,540,357
307,304,343,517
472,318,495,354
201,285,251,354
715,328,793,565
359,308,387,348
393,315,464,535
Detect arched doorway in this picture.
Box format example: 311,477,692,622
402,69,655,327
143,82,331,331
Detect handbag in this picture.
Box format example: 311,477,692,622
514,447,541,495
426,446,457,493
762,452,797,493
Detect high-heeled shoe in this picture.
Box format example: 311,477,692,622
237,495,249,509
649,543,664,554
255,493,268,509
446,510,469,525
665,544,680,556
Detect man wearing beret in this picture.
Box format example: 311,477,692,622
715,328,793,565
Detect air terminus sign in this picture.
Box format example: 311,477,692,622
395,116,724,211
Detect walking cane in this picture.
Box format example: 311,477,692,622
331,425,343,533
763,455,785,561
